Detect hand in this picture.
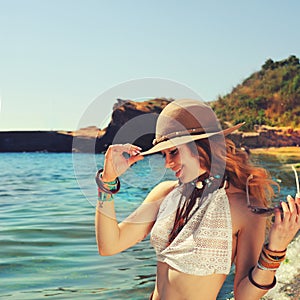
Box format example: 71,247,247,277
102,144,144,181
268,195,300,251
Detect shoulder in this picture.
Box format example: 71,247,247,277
143,180,178,204
226,186,266,234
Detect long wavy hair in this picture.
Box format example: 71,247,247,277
191,137,277,207
168,137,277,245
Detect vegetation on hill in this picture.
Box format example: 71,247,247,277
211,55,300,131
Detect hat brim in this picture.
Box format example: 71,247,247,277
139,122,244,156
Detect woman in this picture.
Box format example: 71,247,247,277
95,99,300,300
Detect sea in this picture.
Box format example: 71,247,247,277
0,152,299,300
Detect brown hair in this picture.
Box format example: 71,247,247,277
189,137,277,206
168,137,277,245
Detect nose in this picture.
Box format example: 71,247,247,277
165,155,175,169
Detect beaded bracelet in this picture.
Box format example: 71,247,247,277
95,169,120,194
95,169,120,207
98,188,114,202
248,266,277,290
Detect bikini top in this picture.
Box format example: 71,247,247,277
150,184,232,276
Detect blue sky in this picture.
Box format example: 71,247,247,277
0,0,299,131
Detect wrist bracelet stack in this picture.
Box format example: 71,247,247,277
95,169,120,207
248,244,287,290
257,243,287,271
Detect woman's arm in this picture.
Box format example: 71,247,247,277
95,180,176,255
94,143,176,256
234,195,300,300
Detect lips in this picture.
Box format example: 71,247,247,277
174,167,183,178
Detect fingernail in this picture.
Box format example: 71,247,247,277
133,150,141,156
287,195,292,200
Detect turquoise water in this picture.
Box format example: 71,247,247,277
0,152,299,299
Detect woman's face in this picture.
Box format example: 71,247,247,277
161,143,205,183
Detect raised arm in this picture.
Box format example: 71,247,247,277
95,144,176,256
234,195,300,300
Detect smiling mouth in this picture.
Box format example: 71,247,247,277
174,167,183,178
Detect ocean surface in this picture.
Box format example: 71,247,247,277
0,152,299,300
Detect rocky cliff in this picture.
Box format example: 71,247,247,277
1,98,299,153
0,98,172,153
94,98,171,152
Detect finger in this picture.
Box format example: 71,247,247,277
281,201,291,222
128,154,144,167
294,197,300,223
106,144,140,158
123,143,142,155
295,195,300,215
287,195,297,213
296,201,300,218
273,206,283,224
287,195,298,223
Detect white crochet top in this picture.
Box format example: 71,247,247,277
150,184,232,276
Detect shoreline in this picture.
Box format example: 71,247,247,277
250,146,300,158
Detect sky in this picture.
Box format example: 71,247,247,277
0,0,299,131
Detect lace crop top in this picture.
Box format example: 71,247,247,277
150,184,232,276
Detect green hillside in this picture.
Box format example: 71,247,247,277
211,55,300,131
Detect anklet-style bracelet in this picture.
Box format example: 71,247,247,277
248,266,277,290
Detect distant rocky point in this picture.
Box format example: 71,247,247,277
71,98,172,153
0,131,73,153
0,98,299,153
0,98,172,153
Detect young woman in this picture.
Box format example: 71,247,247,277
95,99,300,300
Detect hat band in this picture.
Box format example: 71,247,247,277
153,127,219,145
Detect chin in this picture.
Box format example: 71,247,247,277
179,175,194,184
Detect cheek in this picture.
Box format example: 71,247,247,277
185,155,200,168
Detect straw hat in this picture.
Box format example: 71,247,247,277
140,99,244,156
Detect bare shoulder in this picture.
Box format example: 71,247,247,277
143,180,178,204
226,185,248,211
226,185,265,232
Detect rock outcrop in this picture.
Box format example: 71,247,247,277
230,125,300,148
0,131,73,152
1,99,299,153
94,98,171,153
0,99,172,153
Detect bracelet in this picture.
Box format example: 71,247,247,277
97,188,114,208
259,251,281,269
256,244,286,271
95,169,120,194
98,188,114,201
264,244,287,261
264,252,286,261
262,249,286,262
248,266,277,290
257,262,279,272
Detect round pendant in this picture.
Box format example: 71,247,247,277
195,181,203,189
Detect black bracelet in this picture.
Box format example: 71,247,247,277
95,169,120,194
248,266,277,290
